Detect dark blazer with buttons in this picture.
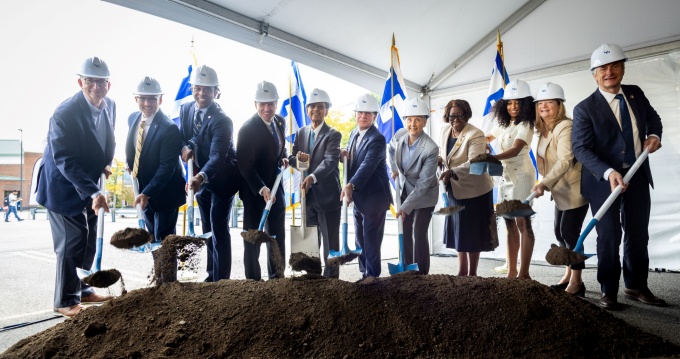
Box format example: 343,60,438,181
125,109,186,213
238,113,288,196
288,123,342,211
346,125,391,215
572,84,662,201
178,101,239,197
36,91,116,217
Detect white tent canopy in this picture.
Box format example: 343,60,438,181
105,0,680,270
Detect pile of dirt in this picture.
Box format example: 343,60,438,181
152,235,206,286
3,275,679,358
240,229,285,278
470,153,502,164
496,199,533,216
110,227,152,249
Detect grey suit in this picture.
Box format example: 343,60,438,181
289,122,342,277
388,128,439,274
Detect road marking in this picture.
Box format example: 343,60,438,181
0,309,57,322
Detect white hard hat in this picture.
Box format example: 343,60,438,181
590,43,627,71
307,88,332,107
254,81,279,102
404,97,430,118
77,57,110,79
502,79,531,100
534,82,565,102
134,76,163,96
190,65,219,87
353,93,380,112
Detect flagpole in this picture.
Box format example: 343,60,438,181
390,34,396,139
497,30,505,89
287,69,296,226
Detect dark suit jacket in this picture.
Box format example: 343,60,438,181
288,123,342,211
36,91,116,217
572,84,663,200
125,110,185,213
237,113,288,197
178,101,239,197
346,125,391,215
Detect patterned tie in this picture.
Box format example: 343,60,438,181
270,121,280,151
615,94,636,165
309,130,316,151
132,119,146,178
193,109,203,139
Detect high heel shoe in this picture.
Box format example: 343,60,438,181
550,282,569,290
569,283,586,298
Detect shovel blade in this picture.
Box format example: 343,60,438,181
290,225,320,258
545,243,592,266
388,262,419,275
499,208,536,219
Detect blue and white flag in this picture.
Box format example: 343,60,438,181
279,61,310,143
481,49,509,135
376,45,407,144
171,65,194,127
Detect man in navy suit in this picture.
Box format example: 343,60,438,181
36,57,116,318
179,65,240,281
340,94,391,278
125,77,185,283
238,81,289,280
288,88,342,278
572,43,665,310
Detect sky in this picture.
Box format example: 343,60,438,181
0,0,367,157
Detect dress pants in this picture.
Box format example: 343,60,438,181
48,208,97,308
353,208,386,278
306,190,341,278
196,185,236,281
146,206,180,283
591,168,651,296
401,205,434,275
242,184,286,280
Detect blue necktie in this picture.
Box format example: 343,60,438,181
193,110,203,139
270,122,280,151
615,94,636,165
309,130,316,151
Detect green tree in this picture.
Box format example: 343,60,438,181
325,110,356,184
107,159,133,208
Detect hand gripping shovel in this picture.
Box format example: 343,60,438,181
546,149,650,266
328,157,362,265
77,174,121,288
496,191,538,219
122,179,157,253
432,169,465,216
388,177,419,275
186,158,212,239
289,185,322,274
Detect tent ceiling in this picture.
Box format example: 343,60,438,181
104,0,680,96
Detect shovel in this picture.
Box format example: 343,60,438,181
432,168,465,216
77,174,121,288
496,191,538,219
388,177,419,275
126,179,157,253
289,185,321,274
186,158,212,239
328,157,362,265
469,152,504,176
546,149,650,266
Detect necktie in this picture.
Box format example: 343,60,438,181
193,109,203,139
270,122,280,151
132,119,146,178
309,130,316,151
615,94,636,165
95,110,108,150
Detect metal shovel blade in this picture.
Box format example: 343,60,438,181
388,262,419,275
470,162,503,176
290,225,320,259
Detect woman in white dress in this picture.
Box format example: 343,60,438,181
486,79,537,279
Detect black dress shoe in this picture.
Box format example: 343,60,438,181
624,288,668,307
569,283,586,298
599,294,620,310
550,282,569,290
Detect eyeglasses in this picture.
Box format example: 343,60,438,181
82,78,109,86
136,96,159,103
308,103,327,110
446,114,465,120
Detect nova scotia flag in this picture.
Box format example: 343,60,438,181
376,44,407,144
279,61,310,143
171,65,194,127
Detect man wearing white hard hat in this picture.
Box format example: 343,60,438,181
340,94,391,278
572,43,665,309
238,81,289,280
36,57,116,318
388,97,439,275
179,65,240,282
288,88,342,278
125,77,185,283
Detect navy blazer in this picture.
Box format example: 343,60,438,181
125,110,186,212
572,84,663,200
36,91,116,217
237,113,288,196
288,123,342,211
178,101,238,196
346,125,391,215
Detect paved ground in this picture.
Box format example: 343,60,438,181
1,211,679,353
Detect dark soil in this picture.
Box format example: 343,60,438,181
327,252,359,266
110,227,153,249
82,269,122,289
289,252,322,275
432,205,465,216
496,199,533,216
545,243,590,266
240,229,285,278
470,153,502,164
3,275,679,358
152,235,206,286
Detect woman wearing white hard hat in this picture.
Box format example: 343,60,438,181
387,98,439,274
532,82,589,297
487,79,537,279
439,99,497,276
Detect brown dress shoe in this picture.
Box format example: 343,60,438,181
54,304,86,318
624,288,668,307
599,294,620,310
81,292,114,304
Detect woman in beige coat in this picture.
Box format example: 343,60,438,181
532,83,589,297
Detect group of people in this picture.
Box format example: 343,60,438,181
38,42,664,318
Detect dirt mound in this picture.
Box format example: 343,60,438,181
152,235,206,286
3,275,679,358
110,227,152,249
